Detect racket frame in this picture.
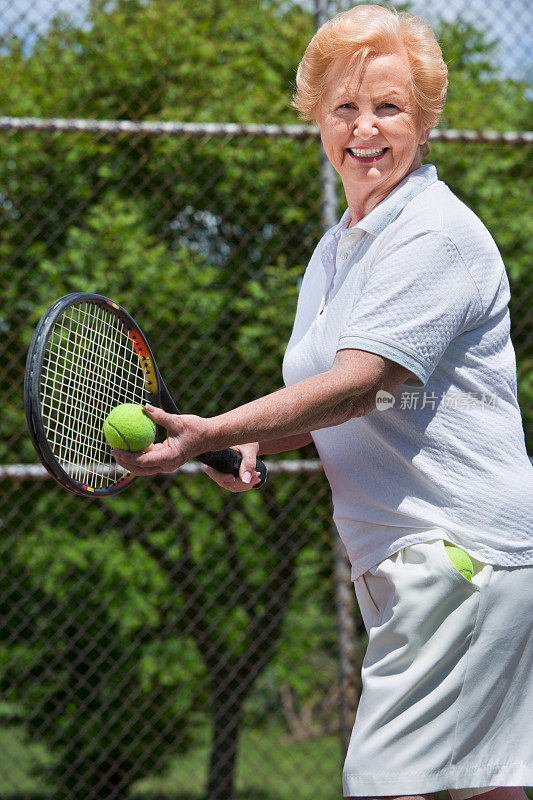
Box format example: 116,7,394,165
25,293,160,496
25,292,267,497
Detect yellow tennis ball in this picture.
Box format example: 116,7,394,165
444,544,474,581
103,403,156,452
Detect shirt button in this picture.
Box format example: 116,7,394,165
341,251,349,260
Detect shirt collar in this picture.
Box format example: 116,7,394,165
342,164,438,238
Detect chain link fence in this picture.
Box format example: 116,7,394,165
0,1,531,798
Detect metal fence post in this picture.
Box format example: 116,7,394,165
315,0,339,232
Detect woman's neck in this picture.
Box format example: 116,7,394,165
344,156,423,227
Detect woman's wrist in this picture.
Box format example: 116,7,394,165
199,414,232,455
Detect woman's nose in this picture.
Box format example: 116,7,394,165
353,112,378,139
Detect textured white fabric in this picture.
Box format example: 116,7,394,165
282,164,533,580
343,539,533,797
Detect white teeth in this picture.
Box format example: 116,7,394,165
350,147,386,157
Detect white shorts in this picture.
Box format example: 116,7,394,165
343,539,533,798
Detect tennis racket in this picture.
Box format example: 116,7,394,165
24,292,268,497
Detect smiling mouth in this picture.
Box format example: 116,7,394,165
347,147,388,162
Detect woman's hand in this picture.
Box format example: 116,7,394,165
111,405,207,476
203,443,262,492
111,405,262,488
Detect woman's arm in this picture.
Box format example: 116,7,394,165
202,349,410,451
111,349,412,476
258,432,314,455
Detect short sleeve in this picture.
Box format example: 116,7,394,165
337,231,483,386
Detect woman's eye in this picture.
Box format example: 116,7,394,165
337,102,398,111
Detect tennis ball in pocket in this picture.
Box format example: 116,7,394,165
103,403,156,452
444,544,474,581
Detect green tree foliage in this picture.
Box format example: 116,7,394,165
0,2,328,797
0,0,320,461
1,466,332,798
0,175,327,798
0,512,205,799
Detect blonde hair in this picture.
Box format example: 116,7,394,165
292,5,448,157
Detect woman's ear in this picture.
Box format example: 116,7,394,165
419,126,431,146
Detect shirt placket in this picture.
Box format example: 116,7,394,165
317,236,339,315
318,233,360,316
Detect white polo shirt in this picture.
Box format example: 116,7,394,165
282,164,533,580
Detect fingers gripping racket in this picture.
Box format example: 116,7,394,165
24,292,267,498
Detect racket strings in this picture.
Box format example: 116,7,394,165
40,302,147,488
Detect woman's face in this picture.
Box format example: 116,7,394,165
316,52,429,204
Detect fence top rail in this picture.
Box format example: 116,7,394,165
0,116,531,144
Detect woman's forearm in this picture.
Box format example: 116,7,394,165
203,351,409,456
258,432,314,455
204,365,369,453
205,379,354,452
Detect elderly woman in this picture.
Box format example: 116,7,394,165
113,5,533,800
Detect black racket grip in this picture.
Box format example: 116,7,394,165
198,448,267,488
